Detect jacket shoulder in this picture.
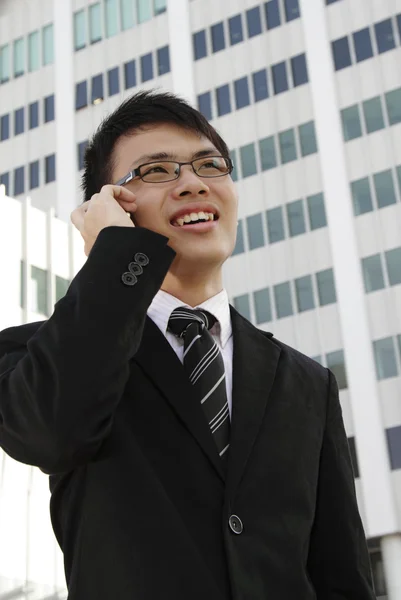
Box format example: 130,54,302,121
267,334,328,379
0,321,45,358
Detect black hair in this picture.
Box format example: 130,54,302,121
81,89,230,202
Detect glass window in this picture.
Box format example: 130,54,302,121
140,53,153,82
347,436,359,478
232,219,245,255
274,282,293,319
29,160,40,190
230,148,238,182
78,140,88,171
385,247,401,286
198,92,212,120
287,199,306,236
362,254,385,293
332,36,352,70
265,0,281,30
29,102,39,129
20,260,27,309
89,3,102,43
374,19,395,54
91,73,104,103
284,0,300,21
398,335,401,364
373,169,397,209
387,426,401,471
298,121,317,156
363,97,385,134
56,276,70,303
137,0,152,23
120,0,135,29
0,172,9,194
154,0,167,16
397,14,401,43
254,288,272,324
228,14,243,45
193,30,207,60
14,166,25,196
247,213,265,250
157,46,170,75
45,154,56,183
373,337,398,380
272,61,288,94
234,76,250,109
316,268,337,305
108,67,120,95
76,80,88,110
295,275,315,312
353,27,373,62
326,350,348,390
246,6,262,38
13,38,25,76
252,69,269,102
105,0,118,37
28,31,40,72
0,44,10,82
216,84,231,117
385,88,401,126
240,143,257,178
351,177,373,216
279,128,297,164
259,136,277,171
0,114,10,141
397,165,401,197
31,266,49,316
124,60,136,89
211,22,225,53
14,107,24,136
42,24,54,65
74,10,86,50
341,105,362,141
291,53,308,86
307,193,327,229
266,206,285,243
44,95,55,122
233,294,251,320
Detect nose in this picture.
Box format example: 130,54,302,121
171,165,210,198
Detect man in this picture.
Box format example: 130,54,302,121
0,90,376,599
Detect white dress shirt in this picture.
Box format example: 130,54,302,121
147,289,233,419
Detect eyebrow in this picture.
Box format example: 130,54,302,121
129,148,220,170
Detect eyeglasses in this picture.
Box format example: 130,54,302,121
115,156,234,185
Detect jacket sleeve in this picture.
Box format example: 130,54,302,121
0,226,176,474
306,369,376,599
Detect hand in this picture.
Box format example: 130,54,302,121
71,185,137,256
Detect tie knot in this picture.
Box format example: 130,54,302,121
168,307,217,339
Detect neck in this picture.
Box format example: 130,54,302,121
161,265,224,307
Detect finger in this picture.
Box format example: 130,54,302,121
71,204,86,231
100,184,136,203
118,200,138,213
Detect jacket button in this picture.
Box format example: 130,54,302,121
228,515,243,535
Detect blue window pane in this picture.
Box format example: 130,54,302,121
295,275,315,312
373,337,398,380
75,80,88,110
42,24,54,65
89,3,102,43
398,14,401,43
228,14,243,45
252,69,269,101
373,169,397,209
198,92,212,120
341,105,362,141
124,60,136,89
298,121,317,156
266,207,285,243
385,88,401,126
0,114,10,141
105,0,118,38
14,166,25,196
272,62,288,94
351,177,373,216
284,0,300,22
362,254,385,293
44,95,55,122
363,97,385,134
137,0,152,23
91,73,104,103
74,9,86,50
326,0,342,3
254,288,272,324
216,84,231,117
353,27,373,62
211,22,225,53
157,46,170,75
397,166,401,197
14,107,24,135
287,199,306,237
29,103,39,129
230,149,238,182
259,136,277,171
279,128,297,164
78,140,88,171
240,143,257,178
45,154,56,183
0,172,9,194
385,247,401,286
232,219,244,255
316,268,337,305
141,53,153,82
387,426,401,470
29,160,40,190
233,294,251,320
246,6,262,38
332,36,352,70
0,44,10,83
274,282,293,319
246,213,265,250
121,0,135,29
307,193,327,229
291,53,308,86
234,77,250,109
108,67,120,96
374,19,396,54
154,0,167,16
265,0,281,30
326,350,348,390
193,30,207,59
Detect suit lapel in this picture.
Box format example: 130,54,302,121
225,306,281,500
134,316,225,483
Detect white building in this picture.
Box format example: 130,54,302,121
0,0,401,597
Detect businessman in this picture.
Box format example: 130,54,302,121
0,90,376,599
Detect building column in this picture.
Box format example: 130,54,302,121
167,0,195,106
381,535,401,599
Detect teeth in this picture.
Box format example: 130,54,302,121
183,215,191,223
176,218,184,226
174,211,216,226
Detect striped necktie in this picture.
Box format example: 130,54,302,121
168,307,230,461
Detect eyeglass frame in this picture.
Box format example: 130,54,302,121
114,156,234,186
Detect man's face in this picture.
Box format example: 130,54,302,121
111,123,238,268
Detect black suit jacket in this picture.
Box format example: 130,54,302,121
0,227,376,599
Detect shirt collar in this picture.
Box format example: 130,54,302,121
147,288,232,348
